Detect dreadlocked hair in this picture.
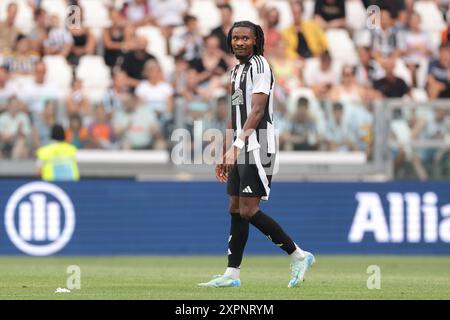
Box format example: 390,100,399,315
227,21,265,56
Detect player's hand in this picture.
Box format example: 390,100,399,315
215,164,229,183
224,146,240,165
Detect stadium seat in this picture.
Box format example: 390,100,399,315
41,0,67,23
43,55,73,95
189,0,220,36
135,26,175,77
326,29,359,65
0,0,33,34
303,0,315,20
353,29,372,48
75,55,111,102
113,0,126,11
345,0,367,31
79,0,111,29
411,88,429,102
231,0,260,26
394,58,412,87
414,0,446,32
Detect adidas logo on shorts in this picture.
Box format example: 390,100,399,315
242,186,253,193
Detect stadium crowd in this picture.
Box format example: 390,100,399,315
0,0,450,179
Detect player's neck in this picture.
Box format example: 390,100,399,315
237,53,255,65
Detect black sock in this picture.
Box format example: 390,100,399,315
249,210,296,254
227,212,249,268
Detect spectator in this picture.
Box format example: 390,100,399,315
22,61,60,115
103,70,132,114
370,9,406,62
0,66,18,108
330,65,365,104
112,95,161,150
204,95,228,135
260,6,282,57
120,0,154,27
182,69,210,118
0,96,31,159
308,51,337,101
88,104,114,149
170,15,203,62
28,8,49,54
135,60,174,120
284,97,320,151
43,15,73,58
150,0,190,53
210,4,234,54
314,0,346,30
65,113,89,149
270,38,303,97
102,8,130,69
170,54,190,97
427,43,450,99
0,2,20,54
121,35,156,87
403,13,433,87
200,95,228,156
324,102,358,151
362,0,408,29
31,99,57,148
355,46,384,87
67,9,97,66
373,55,411,98
36,124,80,181
411,106,450,180
282,0,328,60
3,34,40,76
273,102,293,151
189,35,228,88
65,79,90,120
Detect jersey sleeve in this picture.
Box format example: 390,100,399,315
251,56,272,95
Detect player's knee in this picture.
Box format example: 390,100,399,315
228,197,240,214
239,204,258,220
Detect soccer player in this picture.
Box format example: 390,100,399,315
198,21,315,288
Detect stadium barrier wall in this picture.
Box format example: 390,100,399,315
0,179,449,256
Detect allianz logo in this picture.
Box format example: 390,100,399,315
348,192,450,243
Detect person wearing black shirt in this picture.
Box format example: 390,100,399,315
210,4,233,54
373,55,410,98
314,0,346,29
121,36,156,88
427,43,450,99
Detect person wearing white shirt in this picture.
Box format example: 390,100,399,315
135,60,174,119
0,66,18,110
21,62,60,115
0,96,31,159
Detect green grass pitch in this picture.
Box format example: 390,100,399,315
0,255,449,300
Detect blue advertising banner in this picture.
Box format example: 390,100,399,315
0,179,449,256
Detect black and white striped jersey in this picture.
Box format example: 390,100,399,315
230,54,276,154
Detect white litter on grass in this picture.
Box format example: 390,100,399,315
55,287,71,293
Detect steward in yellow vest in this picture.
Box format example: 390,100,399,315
36,124,80,181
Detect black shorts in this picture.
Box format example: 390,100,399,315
227,149,276,201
